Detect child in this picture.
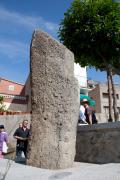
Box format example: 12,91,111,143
0,125,8,159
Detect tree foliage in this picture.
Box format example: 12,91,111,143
59,0,120,121
58,0,120,73
0,96,6,111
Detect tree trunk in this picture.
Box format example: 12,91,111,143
110,70,119,121
107,70,113,122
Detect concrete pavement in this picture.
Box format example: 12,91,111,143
0,159,120,180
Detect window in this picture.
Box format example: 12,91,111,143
8,85,14,91
104,106,109,113
117,107,120,114
103,93,119,99
116,94,119,99
102,93,108,98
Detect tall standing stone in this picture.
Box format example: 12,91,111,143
27,30,79,169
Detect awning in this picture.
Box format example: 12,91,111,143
80,94,95,106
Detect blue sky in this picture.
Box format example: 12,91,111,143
0,0,120,84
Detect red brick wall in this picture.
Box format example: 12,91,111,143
0,78,25,95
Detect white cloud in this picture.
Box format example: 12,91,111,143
0,39,28,62
0,7,59,34
0,7,59,64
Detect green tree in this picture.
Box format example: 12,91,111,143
59,0,120,121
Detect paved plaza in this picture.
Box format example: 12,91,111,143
0,159,120,180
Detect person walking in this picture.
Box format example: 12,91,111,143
13,120,30,159
0,125,8,159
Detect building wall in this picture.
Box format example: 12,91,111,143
0,78,27,112
89,83,120,122
0,78,25,95
97,84,120,118
74,63,90,95
74,63,87,88
99,84,120,114
88,84,101,113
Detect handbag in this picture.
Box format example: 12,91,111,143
2,141,8,153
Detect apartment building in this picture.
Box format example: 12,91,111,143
0,77,27,112
88,83,120,123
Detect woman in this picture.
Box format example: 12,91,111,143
0,125,8,159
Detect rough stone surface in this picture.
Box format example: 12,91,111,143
27,30,79,169
75,122,120,163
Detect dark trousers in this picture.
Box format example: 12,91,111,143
16,147,27,158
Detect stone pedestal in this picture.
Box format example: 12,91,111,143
27,30,79,169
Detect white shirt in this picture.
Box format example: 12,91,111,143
79,105,86,121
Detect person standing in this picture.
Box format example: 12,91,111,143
81,99,93,125
79,102,88,124
13,120,30,159
0,125,8,159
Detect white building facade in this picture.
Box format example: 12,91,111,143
74,63,89,95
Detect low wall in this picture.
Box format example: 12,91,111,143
0,114,31,148
75,122,120,164
1,115,120,164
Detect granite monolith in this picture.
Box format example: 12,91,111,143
27,30,79,169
